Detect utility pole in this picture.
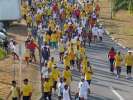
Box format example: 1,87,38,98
110,0,113,19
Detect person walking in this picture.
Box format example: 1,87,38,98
51,64,60,92
10,40,19,61
98,25,104,42
125,51,133,79
108,47,116,73
62,85,71,100
85,62,93,86
27,39,38,63
114,52,123,79
57,78,65,100
43,77,52,100
41,63,49,82
21,79,32,100
63,66,72,86
41,42,50,65
78,76,90,100
6,81,20,100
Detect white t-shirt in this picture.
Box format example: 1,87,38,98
92,26,98,36
77,27,82,35
79,81,89,99
63,88,70,100
57,82,65,96
10,42,17,53
98,28,104,37
41,66,48,78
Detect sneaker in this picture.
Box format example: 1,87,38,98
128,77,132,80
115,76,119,80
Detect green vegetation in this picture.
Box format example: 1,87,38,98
0,98,3,100
112,0,133,15
0,48,6,59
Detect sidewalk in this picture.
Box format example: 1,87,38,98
0,23,42,99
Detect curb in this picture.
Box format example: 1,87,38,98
105,30,127,49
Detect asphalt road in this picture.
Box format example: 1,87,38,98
48,34,133,100
85,34,133,100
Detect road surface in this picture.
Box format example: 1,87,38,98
46,33,133,100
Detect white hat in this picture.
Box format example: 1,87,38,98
128,50,133,53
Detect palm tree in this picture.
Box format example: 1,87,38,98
112,0,133,15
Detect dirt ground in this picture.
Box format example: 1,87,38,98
0,22,41,99
99,0,133,48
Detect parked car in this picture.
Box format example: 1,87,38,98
0,28,7,35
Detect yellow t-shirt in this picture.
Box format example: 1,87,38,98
43,81,51,92
43,34,50,43
82,58,88,73
22,84,32,96
51,34,57,42
69,51,75,60
115,54,122,67
85,68,93,80
51,68,60,81
63,70,72,85
11,87,19,98
125,54,133,66
26,16,32,24
64,24,68,32
63,56,70,67
48,60,55,69
80,47,85,56
35,14,42,23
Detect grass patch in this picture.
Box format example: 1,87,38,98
0,48,6,60
0,97,3,100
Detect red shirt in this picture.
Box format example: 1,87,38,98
27,42,37,50
108,50,116,59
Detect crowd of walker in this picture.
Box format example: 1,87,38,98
5,0,133,100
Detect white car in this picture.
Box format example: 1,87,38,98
0,31,7,39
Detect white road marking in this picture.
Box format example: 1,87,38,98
110,86,124,100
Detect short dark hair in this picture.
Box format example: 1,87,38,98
12,80,16,84
23,78,28,82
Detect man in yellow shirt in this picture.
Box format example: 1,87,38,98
84,62,93,94
63,66,72,86
21,79,32,100
59,40,65,62
125,51,133,79
82,56,88,74
43,77,52,100
69,48,75,69
51,65,60,91
26,15,32,28
79,45,85,58
48,57,55,71
114,52,123,79
63,54,70,68
6,81,20,100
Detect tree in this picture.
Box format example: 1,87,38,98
112,0,133,15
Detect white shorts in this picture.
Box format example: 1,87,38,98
79,93,87,99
